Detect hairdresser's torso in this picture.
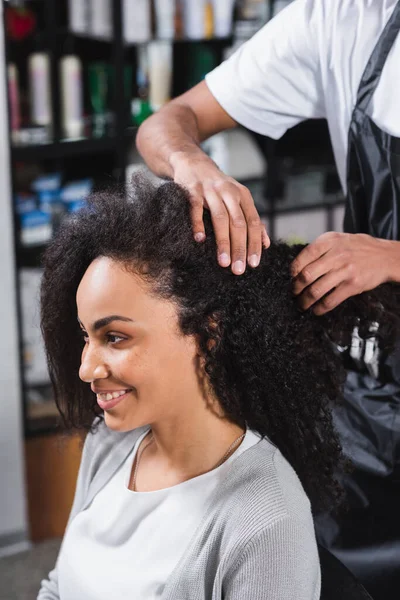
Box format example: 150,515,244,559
206,0,400,196
206,1,400,596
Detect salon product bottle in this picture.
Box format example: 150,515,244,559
88,62,110,137
20,210,52,246
205,1,214,38
60,178,93,212
68,0,90,35
154,0,176,39
60,55,84,139
90,0,112,39
28,52,52,127
212,0,236,37
8,63,21,140
148,41,173,111
182,0,206,39
123,0,151,43
174,0,184,38
38,190,65,231
131,46,152,126
238,0,269,19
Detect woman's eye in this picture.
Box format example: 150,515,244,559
107,334,125,344
80,330,89,343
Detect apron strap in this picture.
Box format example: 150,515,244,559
356,2,400,113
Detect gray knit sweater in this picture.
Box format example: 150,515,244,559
38,421,321,599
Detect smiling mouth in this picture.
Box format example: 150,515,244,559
96,389,132,402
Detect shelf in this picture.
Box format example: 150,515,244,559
28,400,59,421
56,29,114,43
11,137,118,161
26,400,61,437
125,36,233,47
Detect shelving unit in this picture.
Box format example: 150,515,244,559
2,0,344,438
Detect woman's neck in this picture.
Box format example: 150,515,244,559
143,411,246,483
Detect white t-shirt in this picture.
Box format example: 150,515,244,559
206,0,400,193
58,428,262,600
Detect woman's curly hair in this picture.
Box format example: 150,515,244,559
41,175,400,514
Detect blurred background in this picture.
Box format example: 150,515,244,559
0,0,345,597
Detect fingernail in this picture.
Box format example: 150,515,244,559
219,253,230,267
195,232,205,242
249,254,259,268
233,260,245,274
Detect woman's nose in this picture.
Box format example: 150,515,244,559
79,344,110,383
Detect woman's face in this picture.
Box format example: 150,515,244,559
76,257,201,432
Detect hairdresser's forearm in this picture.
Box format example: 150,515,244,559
136,103,209,179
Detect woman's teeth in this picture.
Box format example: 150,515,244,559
97,390,128,401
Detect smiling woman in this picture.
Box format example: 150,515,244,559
76,255,210,436
38,175,399,600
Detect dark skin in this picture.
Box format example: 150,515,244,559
137,81,400,312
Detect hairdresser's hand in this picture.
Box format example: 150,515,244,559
171,151,270,275
291,232,398,315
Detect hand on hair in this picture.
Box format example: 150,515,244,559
291,232,400,315
171,152,270,275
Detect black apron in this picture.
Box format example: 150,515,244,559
315,5,400,600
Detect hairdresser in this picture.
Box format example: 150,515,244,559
136,2,400,599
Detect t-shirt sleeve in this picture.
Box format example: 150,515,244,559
223,516,321,600
205,0,326,139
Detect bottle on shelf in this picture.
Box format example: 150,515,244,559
20,210,52,247
212,0,236,38
60,179,93,213
88,62,112,137
131,47,153,126
68,0,90,35
181,0,207,39
60,55,84,139
90,0,112,39
148,41,173,112
28,52,52,131
154,0,176,40
205,1,214,39
7,63,21,144
32,172,65,232
123,0,151,44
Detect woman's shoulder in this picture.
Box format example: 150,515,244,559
218,437,313,536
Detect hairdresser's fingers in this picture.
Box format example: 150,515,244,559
298,269,347,311
219,183,248,275
313,282,356,316
293,253,337,296
291,232,338,278
203,187,232,268
262,225,270,249
240,188,269,267
188,191,206,243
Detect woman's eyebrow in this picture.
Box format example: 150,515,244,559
77,315,134,331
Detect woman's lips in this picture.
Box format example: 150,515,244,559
96,389,131,410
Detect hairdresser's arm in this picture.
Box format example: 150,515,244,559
136,81,269,275
291,232,400,315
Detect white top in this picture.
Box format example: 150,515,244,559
58,429,262,600
206,0,400,192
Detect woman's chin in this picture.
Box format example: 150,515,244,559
103,411,146,433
